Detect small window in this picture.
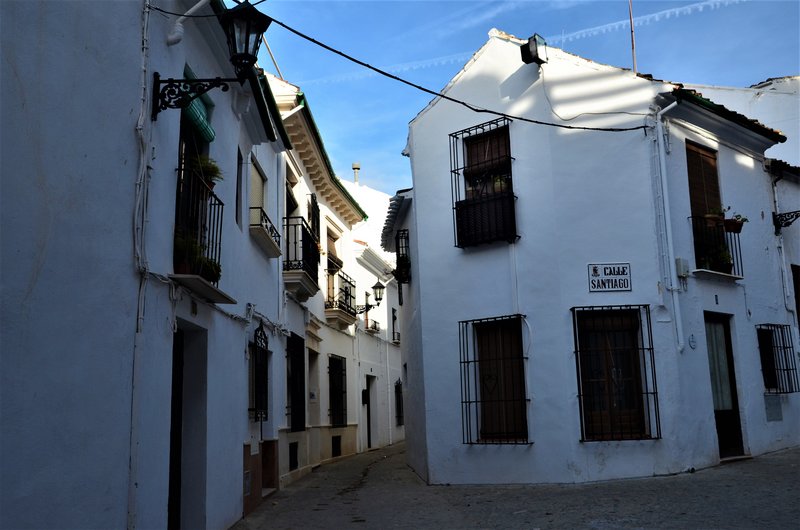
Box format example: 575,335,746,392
450,118,517,248
756,324,799,394
328,355,347,427
571,305,661,441
236,149,243,228
248,323,269,421
459,314,528,444
394,229,411,284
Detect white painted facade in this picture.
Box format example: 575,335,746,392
267,76,404,489
386,30,800,484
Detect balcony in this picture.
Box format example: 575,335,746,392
171,173,235,304
249,207,281,258
454,191,517,248
392,331,401,344
690,216,744,279
325,270,357,329
366,321,380,335
283,216,320,301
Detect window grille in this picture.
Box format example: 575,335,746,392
328,355,347,427
450,118,517,248
395,380,404,426
248,323,269,421
756,324,799,394
394,229,411,283
459,314,529,444
326,270,356,316
571,305,660,441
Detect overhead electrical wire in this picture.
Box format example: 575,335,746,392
147,2,649,133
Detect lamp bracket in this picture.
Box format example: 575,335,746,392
152,72,241,121
355,304,373,315
773,210,800,235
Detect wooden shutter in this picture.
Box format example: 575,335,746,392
686,142,721,217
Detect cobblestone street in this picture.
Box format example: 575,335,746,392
233,442,800,529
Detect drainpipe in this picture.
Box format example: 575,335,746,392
655,101,685,353
167,0,212,45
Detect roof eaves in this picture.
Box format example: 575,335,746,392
672,88,786,144
296,93,368,221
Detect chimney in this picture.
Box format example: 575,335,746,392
352,162,361,184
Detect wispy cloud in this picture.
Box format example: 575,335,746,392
547,0,748,45
297,0,746,86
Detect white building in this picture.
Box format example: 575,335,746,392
1,1,402,528
265,75,404,488
383,29,800,485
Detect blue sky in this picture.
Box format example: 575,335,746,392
255,1,800,194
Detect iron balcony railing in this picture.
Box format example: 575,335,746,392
690,216,744,276
325,270,356,316
283,216,320,283
174,172,224,285
454,191,518,248
392,331,401,343
249,207,281,246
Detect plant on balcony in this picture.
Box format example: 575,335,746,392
724,211,748,234
187,155,223,188
174,233,204,275
195,256,222,283
710,246,733,274
173,233,222,282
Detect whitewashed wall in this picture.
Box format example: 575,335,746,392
403,32,799,484
1,1,287,528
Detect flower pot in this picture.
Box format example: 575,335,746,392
724,218,744,233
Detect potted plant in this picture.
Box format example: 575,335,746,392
710,246,733,274
187,155,223,188
724,211,748,233
196,256,222,283
173,233,204,275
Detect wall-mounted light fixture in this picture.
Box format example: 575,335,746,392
521,33,548,65
151,1,271,120
356,282,385,314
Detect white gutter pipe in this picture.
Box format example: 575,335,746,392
167,0,212,46
656,101,685,352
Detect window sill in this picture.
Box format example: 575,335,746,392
691,269,743,281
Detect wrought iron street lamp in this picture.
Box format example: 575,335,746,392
356,282,385,314
151,1,271,120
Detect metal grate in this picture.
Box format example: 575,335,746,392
690,216,744,276
394,229,411,283
174,165,225,285
283,216,320,283
571,305,661,442
450,118,518,248
326,270,356,316
756,324,799,394
459,314,529,444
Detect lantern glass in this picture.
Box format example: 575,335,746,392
219,1,271,77
372,282,385,304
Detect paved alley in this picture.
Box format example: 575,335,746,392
233,442,800,529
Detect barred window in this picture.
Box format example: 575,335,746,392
286,333,306,432
756,324,799,394
248,323,269,421
328,355,347,426
459,314,529,444
450,118,517,248
571,305,661,442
